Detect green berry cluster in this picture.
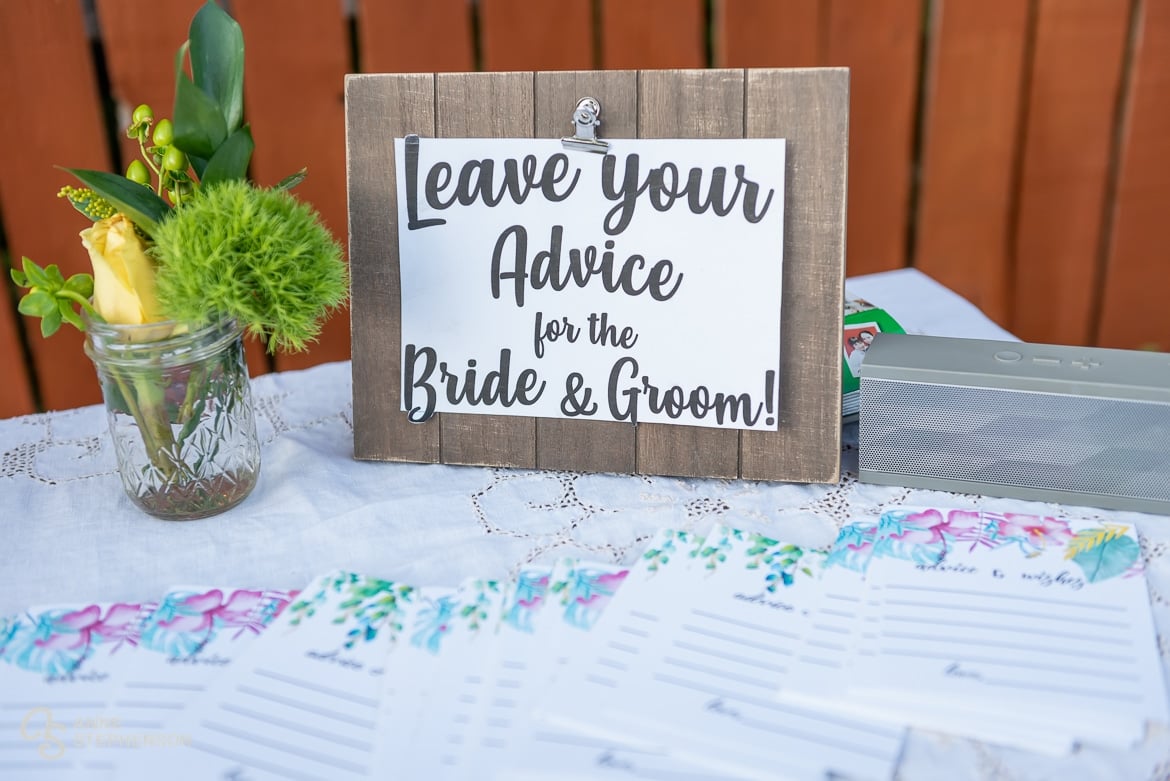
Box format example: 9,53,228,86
125,103,193,205
58,186,116,221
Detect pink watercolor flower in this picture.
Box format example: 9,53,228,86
883,509,948,546
574,571,629,604
92,602,150,649
991,513,1074,551
34,605,102,651
212,590,267,629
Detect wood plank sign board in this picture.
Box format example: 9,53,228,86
346,69,848,483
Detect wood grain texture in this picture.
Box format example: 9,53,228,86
713,0,821,67
347,73,440,462
5,3,1170,413
634,69,744,479
824,0,921,275
1012,0,1131,346
348,69,844,481
1097,0,1170,350
600,0,706,69
533,70,638,474
480,0,594,71
434,72,538,468
0,0,109,411
358,0,474,73
0,283,32,418
741,68,847,483
913,0,1030,326
716,0,919,278
235,0,352,372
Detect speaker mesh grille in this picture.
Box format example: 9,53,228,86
859,380,1170,502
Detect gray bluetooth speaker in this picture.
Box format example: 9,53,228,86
857,333,1170,515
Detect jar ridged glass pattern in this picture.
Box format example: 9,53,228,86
85,317,260,520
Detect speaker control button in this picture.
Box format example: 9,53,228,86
1033,356,1062,366
994,350,1022,363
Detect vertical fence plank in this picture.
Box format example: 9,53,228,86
1098,1,1170,350
717,1,920,277
713,0,821,67
600,0,706,69
480,0,594,70
1012,0,1131,347
347,73,440,462
0,286,33,418
913,0,1030,325
533,70,638,474
0,0,110,411
635,69,742,479
234,0,351,372
358,0,474,73
741,68,847,484
435,72,537,468
823,0,922,275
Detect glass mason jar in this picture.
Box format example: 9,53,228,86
84,316,260,520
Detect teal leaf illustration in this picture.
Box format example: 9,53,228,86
1070,534,1139,583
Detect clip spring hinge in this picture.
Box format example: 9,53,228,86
561,97,610,154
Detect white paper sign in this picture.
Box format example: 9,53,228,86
395,137,786,430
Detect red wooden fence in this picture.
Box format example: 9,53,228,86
0,0,1166,417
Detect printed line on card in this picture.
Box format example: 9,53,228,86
200,721,370,774
234,685,377,729
219,702,373,751
252,668,380,708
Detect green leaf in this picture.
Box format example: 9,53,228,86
275,168,307,191
19,290,56,317
40,307,62,338
10,268,28,287
22,258,51,289
200,125,253,185
44,264,66,289
61,168,170,235
58,299,85,331
189,0,245,133
1071,534,1139,583
174,39,190,96
63,273,94,298
188,153,210,181
173,72,228,170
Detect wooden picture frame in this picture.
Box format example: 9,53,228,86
346,68,848,483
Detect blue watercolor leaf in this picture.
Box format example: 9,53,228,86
1071,534,1139,583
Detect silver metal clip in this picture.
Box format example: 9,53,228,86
561,97,610,154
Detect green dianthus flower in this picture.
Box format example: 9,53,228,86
151,179,348,353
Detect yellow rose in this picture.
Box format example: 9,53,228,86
80,214,163,325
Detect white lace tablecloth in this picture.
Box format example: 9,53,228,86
2,269,1168,780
